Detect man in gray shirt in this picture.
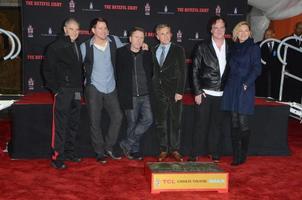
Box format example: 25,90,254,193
80,17,123,164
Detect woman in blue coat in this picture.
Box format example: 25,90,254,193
221,21,261,166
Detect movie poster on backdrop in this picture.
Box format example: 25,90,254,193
22,0,247,92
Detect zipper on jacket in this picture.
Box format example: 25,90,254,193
134,56,139,96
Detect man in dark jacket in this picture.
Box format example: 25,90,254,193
43,18,83,169
283,22,302,103
152,24,187,162
190,16,230,162
256,28,281,99
117,27,153,160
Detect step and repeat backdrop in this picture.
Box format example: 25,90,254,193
22,0,247,92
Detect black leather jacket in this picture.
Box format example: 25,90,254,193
192,39,231,95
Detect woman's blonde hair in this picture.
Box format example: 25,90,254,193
232,21,251,42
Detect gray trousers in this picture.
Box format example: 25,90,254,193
85,85,123,157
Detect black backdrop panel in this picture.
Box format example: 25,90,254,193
9,104,290,158
22,0,247,92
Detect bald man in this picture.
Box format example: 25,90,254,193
43,18,83,169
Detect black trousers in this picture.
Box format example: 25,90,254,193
52,88,81,160
191,95,224,157
85,85,123,157
256,65,271,97
153,93,183,152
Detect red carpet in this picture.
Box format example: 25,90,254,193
0,119,302,199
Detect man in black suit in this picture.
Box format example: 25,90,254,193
283,22,302,103
116,27,153,160
152,24,187,162
256,28,282,99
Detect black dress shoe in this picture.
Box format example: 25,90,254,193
105,150,121,160
231,160,240,166
51,160,67,169
65,154,81,162
96,155,107,164
210,155,220,163
188,156,197,162
129,152,143,160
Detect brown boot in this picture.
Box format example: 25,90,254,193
158,151,168,162
171,151,183,162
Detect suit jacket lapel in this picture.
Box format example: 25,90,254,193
154,45,161,67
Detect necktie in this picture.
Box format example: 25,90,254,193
159,46,166,67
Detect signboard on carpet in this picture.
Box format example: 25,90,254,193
146,162,229,193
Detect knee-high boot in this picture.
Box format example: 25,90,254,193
240,130,250,164
231,128,241,166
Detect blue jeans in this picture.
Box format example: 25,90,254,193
121,95,153,153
